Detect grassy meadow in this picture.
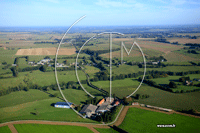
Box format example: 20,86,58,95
14,124,93,133
0,126,12,133
0,89,97,123
118,108,200,133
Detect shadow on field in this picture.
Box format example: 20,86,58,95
109,125,128,133
169,79,179,82
30,112,36,115
51,103,56,107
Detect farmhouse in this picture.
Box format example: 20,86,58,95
184,80,192,85
79,104,97,118
96,104,113,113
54,102,73,108
28,61,35,64
152,62,158,65
105,97,114,104
132,102,139,105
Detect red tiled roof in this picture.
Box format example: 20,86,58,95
98,99,105,105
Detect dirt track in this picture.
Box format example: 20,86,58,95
1,106,199,133
15,48,76,55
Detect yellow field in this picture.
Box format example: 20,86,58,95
168,38,200,44
15,47,76,55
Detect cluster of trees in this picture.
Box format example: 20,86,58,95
57,56,86,59
0,72,12,75
123,97,134,105
139,76,200,93
34,41,57,44
145,73,168,79
138,62,166,68
171,42,181,45
18,65,41,72
187,50,198,54
169,81,177,88
39,64,48,72
83,48,120,56
184,43,200,47
179,76,190,83
90,70,200,83
95,106,120,122
1,61,8,65
14,56,29,65
178,108,198,116
147,56,167,62
85,97,99,105
10,67,18,77
138,78,173,92
14,57,19,65
155,38,170,43
134,94,150,100
2,64,12,70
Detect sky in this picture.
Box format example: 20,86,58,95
0,0,200,26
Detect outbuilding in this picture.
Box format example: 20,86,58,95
54,102,73,108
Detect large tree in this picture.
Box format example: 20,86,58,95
169,81,177,88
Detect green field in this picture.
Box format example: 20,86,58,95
173,49,200,59
95,128,117,133
0,126,12,133
0,70,87,88
92,78,139,98
117,108,200,133
14,124,93,133
0,89,98,123
150,74,200,91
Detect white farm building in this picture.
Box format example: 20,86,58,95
54,102,73,108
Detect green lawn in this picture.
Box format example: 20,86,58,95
118,108,200,133
0,126,12,133
14,124,93,133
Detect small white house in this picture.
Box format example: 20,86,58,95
54,102,73,108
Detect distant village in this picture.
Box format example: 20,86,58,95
27,58,75,68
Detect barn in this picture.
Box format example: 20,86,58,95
54,102,73,108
